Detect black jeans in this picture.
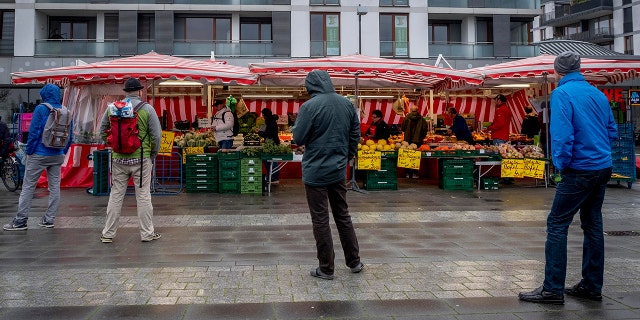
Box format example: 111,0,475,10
304,180,361,274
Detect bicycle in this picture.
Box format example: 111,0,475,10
1,140,25,192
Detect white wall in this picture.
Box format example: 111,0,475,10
14,3,36,57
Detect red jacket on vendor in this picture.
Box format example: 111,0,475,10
488,94,512,141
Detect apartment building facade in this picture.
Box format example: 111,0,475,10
0,0,543,86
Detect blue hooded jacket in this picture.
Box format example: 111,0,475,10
292,70,360,186
26,84,73,156
550,72,617,171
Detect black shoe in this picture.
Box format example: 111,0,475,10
565,282,602,301
350,262,365,273
310,267,334,280
519,286,564,305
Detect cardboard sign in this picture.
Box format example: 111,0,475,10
501,158,524,178
181,146,205,164
357,150,382,170
523,158,545,179
397,149,421,169
159,131,176,156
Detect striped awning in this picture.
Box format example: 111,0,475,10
249,54,483,92
539,40,624,57
467,54,640,86
11,51,257,86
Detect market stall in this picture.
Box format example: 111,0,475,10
11,52,258,188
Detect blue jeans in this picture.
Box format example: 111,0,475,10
543,167,612,294
218,139,233,149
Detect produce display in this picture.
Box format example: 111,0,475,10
174,131,216,148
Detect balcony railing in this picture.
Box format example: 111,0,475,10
540,0,613,26
36,0,290,4
310,40,340,57
554,27,613,43
173,40,273,57
429,42,538,59
428,0,537,9
35,39,119,57
380,41,409,57
0,39,14,56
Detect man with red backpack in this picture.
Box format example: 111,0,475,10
99,77,162,243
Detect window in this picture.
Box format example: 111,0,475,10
624,35,634,55
1,10,14,40
511,20,532,44
428,21,461,44
310,13,340,56
623,0,631,5
476,19,493,43
310,0,339,5
240,18,272,42
623,7,633,33
563,23,581,38
137,13,154,41
380,0,408,6
50,17,94,40
175,16,231,42
380,14,408,57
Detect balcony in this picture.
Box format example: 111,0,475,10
540,0,613,27
554,27,613,44
173,40,273,57
310,40,340,57
428,0,537,9
380,41,409,58
0,39,14,56
35,39,119,57
429,41,538,59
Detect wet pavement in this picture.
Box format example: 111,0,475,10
1,177,640,319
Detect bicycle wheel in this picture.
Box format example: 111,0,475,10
1,157,20,192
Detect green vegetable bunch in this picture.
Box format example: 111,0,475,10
261,139,291,154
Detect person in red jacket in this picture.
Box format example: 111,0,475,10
488,94,512,144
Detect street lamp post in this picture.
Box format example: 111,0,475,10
357,4,368,54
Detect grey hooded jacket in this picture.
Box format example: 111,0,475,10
292,70,360,186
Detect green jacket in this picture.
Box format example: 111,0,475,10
100,95,162,159
292,70,360,186
401,111,427,145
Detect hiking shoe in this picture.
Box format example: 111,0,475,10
100,235,113,243
350,262,365,273
142,232,161,242
565,282,602,301
310,267,334,280
3,223,27,231
38,218,54,228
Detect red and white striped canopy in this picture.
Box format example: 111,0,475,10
11,51,257,86
249,54,483,92
467,54,640,86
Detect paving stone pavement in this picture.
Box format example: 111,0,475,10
1,178,640,319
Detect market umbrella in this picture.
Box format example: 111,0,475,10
249,54,483,92
11,51,258,86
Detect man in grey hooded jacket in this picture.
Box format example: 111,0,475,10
292,70,364,280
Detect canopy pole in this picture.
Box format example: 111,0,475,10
348,71,367,195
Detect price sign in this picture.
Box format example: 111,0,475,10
357,150,381,170
397,149,421,169
159,131,176,156
523,158,545,179
501,158,524,178
181,146,205,164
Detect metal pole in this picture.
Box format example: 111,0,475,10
349,72,367,194
358,14,362,54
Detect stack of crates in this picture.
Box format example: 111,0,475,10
240,156,262,194
610,123,636,188
363,153,398,190
439,158,474,191
185,153,218,193
218,151,241,193
91,149,111,196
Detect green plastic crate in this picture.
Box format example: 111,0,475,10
186,153,218,163
217,151,240,160
439,175,474,191
219,181,240,194
481,177,499,190
219,159,240,171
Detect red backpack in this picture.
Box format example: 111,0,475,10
105,100,146,154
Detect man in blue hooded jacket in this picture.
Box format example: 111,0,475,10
292,70,364,280
3,84,73,231
519,51,617,305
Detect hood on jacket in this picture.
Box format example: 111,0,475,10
405,111,423,121
39,84,61,105
305,70,336,97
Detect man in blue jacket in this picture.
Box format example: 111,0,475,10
292,70,364,280
519,51,617,305
3,84,73,231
